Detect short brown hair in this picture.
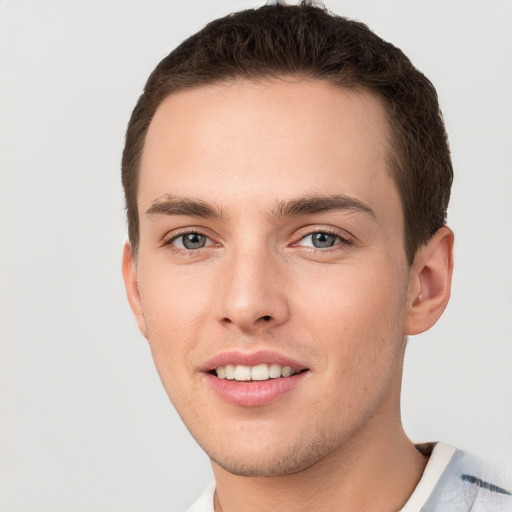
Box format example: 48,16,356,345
122,1,453,263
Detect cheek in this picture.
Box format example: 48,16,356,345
292,259,409,370
289,262,408,426
295,259,406,324
138,256,212,326
136,260,214,378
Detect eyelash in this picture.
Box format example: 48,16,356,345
162,229,216,254
293,228,354,251
161,227,354,255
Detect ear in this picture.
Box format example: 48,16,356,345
122,241,148,339
405,226,454,335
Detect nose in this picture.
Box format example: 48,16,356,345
215,246,290,334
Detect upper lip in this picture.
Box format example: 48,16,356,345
202,350,309,372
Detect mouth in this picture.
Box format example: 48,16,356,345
202,352,310,407
210,363,308,381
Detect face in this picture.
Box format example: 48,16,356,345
125,79,415,477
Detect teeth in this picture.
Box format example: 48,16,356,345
234,365,251,381
215,364,298,381
268,364,282,378
281,366,292,377
251,363,269,381
225,364,235,380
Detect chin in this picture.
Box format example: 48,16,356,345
207,428,342,477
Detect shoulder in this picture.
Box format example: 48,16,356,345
423,444,512,512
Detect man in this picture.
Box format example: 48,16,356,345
121,2,511,511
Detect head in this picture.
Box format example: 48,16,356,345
122,2,454,478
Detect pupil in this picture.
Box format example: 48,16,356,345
183,233,206,249
312,232,336,248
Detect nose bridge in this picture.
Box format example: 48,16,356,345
216,236,289,332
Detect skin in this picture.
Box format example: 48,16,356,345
123,79,454,512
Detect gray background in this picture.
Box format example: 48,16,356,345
1,1,511,511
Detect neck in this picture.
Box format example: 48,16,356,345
213,427,426,512
212,358,428,512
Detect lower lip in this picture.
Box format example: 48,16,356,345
204,371,309,407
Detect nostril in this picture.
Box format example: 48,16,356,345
262,315,271,321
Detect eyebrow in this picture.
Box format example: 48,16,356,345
146,194,222,219
271,194,376,219
146,193,375,220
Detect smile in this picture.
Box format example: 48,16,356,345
214,363,299,381
203,352,310,407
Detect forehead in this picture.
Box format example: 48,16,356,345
139,78,399,223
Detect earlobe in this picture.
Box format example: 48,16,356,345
121,241,148,339
405,227,454,335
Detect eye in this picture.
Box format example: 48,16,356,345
297,231,348,249
170,232,212,250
